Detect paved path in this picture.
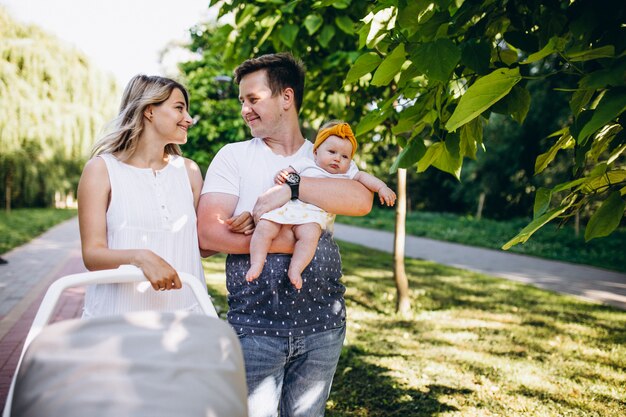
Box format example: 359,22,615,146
1,217,625,413
334,223,626,310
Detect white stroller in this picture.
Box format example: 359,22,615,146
3,266,247,417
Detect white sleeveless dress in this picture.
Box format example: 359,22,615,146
83,154,205,317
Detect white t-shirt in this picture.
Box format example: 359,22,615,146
201,137,357,214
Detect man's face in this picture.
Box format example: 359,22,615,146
238,70,284,139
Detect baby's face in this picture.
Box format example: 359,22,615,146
314,135,353,175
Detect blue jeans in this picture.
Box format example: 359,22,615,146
238,325,346,417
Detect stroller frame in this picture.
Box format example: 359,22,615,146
2,265,219,417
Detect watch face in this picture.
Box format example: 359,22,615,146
286,172,300,184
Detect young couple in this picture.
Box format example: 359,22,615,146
78,53,395,417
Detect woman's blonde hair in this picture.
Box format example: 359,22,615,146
91,75,190,158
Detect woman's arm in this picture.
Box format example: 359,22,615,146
184,157,204,209
77,157,181,291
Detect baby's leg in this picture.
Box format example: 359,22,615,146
246,219,282,282
288,223,323,290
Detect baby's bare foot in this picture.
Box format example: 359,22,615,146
246,263,263,282
288,269,303,290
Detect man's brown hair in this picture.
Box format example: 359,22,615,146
234,52,306,113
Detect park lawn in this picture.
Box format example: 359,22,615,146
203,243,625,417
0,208,77,254
337,208,626,273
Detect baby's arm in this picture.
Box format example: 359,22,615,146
353,171,396,206
274,166,297,185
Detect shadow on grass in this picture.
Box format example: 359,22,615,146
327,345,469,417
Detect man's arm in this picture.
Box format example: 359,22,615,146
301,176,373,215
197,192,296,254
253,177,373,223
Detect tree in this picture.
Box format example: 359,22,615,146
187,0,625,311
0,7,118,210
332,0,625,244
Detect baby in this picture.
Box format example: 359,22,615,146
245,120,396,289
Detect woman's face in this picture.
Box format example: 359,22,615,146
148,88,193,144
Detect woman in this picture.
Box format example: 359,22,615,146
77,75,251,317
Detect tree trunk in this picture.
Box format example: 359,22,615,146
394,168,411,316
476,192,486,220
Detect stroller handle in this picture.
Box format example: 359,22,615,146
24,265,218,349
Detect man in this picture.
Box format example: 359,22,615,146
198,52,372,417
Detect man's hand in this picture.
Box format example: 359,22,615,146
225,211,255,235
253,184,290,223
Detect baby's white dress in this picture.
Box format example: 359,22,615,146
260,157,359,230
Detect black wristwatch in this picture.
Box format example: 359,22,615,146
285,172,301,200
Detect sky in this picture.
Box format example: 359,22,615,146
1,0,217,86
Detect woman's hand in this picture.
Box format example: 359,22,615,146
225,211,255,235
135,250,182,291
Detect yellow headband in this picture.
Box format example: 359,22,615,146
313,123,358,158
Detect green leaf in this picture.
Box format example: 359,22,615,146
397,0,430,35
580,59,626,89
357,21,372,49
504,31,539,53
490,85,531,124
280,1,298,13
582,169,626,194
565,45,615,62
460,40,491,75
372,43,406,86
318,24,336,48
445,67,522,132
410,39,461,82
330,0,350,9
417,142,443,173
569,89,595,115
278,24,299,48
585,191,626,241
304,14,323,35
355,109,388,137
335,16,354,34
535,132,574,175
522,36,566,64
498,49,519,66
432,133,462,180
502,200,573,250
390,138,426,174
577,88,626,144
533,187,552,218
344,53,382,85
397,63,421,89
460,116,483,159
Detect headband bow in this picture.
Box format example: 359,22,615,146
313,123,358,158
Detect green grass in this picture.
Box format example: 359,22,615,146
337,208,626,273
202,245,626,417
0,208,77,255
